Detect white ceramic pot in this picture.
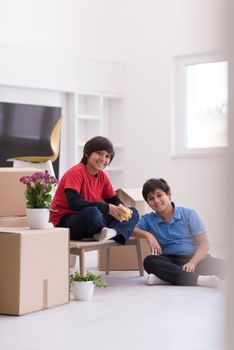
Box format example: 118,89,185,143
72,281,94,301
26,208,50,229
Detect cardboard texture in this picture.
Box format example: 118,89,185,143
99,188,151,270
0,227,69,315
115,188,146,216
0,167,42,217
0,216,28,227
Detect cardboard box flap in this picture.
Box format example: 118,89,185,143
0,216,28,228
0,227,65,235
116,188,144,202
115,188,147,216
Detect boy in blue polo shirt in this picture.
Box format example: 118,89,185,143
133,178,225,288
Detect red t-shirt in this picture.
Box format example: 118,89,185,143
50,163,116,226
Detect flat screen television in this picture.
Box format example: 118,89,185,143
0,101,62,177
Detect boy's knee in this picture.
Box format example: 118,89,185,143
130,207,139,221
81,207,102,224
83,207,100,216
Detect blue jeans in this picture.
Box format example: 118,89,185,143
58,206,139,244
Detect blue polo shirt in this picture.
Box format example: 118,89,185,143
136,203,206,255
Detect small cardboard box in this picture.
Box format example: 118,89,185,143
99,188,151,271
0,167,42,217
0,227,69,315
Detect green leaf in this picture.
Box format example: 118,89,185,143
70,271,107,288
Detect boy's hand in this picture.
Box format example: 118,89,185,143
118,204,132,221
182,261,196,272
146,234,162,255
108,204,132,222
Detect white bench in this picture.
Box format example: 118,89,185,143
70,237,144,276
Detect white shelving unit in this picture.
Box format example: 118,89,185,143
72,92,125,188
76,93,102,162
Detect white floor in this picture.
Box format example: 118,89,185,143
0,268,225,350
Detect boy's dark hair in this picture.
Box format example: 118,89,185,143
81,136,115,164
142,178,171,202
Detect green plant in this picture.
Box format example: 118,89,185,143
20,171,58,208
70,271,107,288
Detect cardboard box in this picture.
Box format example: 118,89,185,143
0,167,42,217
99,188,151,271
0,227,69,315
115,188,147,215
0,216,28,227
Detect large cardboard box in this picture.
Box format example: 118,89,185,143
0,227,69,315
99,188,151,271
0,167,42,217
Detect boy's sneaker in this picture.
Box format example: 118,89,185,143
147,273,169,285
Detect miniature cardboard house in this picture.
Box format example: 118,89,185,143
98,188,151,271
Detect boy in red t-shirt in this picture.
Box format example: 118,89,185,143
50,136,139,243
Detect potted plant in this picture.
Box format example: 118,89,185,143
70,271,107,301
20,171,58,229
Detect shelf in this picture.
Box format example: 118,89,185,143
77,94,101,115
73,91,125,188
77,118,101,144
78,113,101,120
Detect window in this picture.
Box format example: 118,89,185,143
172,52,228,157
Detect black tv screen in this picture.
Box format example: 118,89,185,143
0,101,62,177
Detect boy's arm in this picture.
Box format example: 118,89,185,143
132,227,162,255
182,232,209,272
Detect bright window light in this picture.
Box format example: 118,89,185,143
186,61,228,149
172,52,228,157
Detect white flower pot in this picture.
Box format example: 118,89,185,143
71,281,94,301
26,208,50,229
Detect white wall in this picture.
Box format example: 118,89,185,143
0,0,125,62
123,0,227,246
0,0,228,246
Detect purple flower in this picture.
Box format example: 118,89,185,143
19,171,58,208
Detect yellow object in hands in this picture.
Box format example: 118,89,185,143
119,207,132,221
